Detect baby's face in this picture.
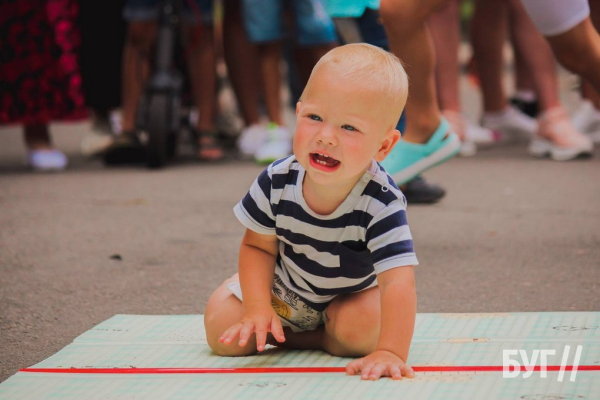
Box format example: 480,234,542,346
294,65,399,190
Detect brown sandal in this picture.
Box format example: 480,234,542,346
196,129,224,162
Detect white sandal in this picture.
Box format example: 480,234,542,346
28,149,68,171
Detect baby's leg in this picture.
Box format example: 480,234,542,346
204,274,259,356
321,287,381,357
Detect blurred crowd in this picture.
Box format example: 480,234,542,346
1,0,599,203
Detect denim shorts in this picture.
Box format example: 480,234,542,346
242,0,336,46
123,0,213,24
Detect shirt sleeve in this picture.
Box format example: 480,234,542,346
366,199,419,274
233,166,277,235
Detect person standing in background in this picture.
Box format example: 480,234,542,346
0,0,87,171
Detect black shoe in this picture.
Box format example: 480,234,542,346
103,131,146,165
401,176,446,204
510,97,540,118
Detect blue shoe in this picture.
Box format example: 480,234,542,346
381,117,460,185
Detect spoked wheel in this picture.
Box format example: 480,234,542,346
146,93,172,169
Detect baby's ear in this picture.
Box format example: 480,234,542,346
375,129,400,162
296,102,302,116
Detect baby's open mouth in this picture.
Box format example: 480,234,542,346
311,153,340,168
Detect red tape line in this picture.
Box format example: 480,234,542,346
20,366,600,374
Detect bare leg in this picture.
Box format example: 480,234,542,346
546,18,600,92
581,0,600,108
258,43,284,126
204,275,260,356
428,0,469,145
379,0,451,144
187,24,216,132
121,22,156,133
507,0,560,112
186,23,223,160
513,52,536,94
275,287,381,357
24,124,52,150
470,0,509,113
222,0,262,126
428,0,461,114
206,277,381,358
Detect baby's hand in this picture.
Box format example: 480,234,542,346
346,350,415,381
218,304,285,352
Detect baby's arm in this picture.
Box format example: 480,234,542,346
346,266,416,380
218,228,286,352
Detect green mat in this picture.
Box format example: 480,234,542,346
1,312,598,399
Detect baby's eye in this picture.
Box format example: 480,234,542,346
342,124,357,131
308,114,322,121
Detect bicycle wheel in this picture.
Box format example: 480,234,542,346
146,93,171,169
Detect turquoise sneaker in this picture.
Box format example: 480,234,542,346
381,117,460,185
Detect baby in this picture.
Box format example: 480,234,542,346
204,43,418,381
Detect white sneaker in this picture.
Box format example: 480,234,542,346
80,132,114,157
254,123,293,164
442,110,476,157
237,123,268,157
465,120,502,145
481,105,537,140
28,149,68,171
528,107,594,161
572,100,600,143
81,111,118,156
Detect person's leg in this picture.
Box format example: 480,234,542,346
24,124,68,170
377,0,461,186
379,0,449,143
269,287,381,357
428,0,483,155
507,0,560,113
470,0,508,114
103,20,156,164
544,19,600,81
331,10,446,203
222,0,261,126
291,0,338,92
510,53,540,118
506,0,593,160
471,0,537,140
258,43,285,126
186,20,224,161
572,0,600,141
521,0,600,92
121,21,157,133
428,0,461,115
204,274,261,356
24,124,53,150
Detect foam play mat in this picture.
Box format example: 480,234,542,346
1,312,598,399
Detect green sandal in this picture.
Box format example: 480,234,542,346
381,117,460,185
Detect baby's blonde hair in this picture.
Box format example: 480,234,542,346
301,43,409,129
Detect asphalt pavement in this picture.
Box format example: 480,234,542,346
1,76,599,383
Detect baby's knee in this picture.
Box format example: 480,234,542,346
325,301,379,356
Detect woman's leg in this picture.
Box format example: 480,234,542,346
379,0,450,144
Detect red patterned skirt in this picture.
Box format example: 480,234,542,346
0,0,88,125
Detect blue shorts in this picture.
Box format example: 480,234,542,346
123,0,213,24
242,0,336,46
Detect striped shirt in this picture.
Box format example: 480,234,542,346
233,156,418,310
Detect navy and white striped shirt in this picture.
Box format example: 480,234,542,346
234,156,418,310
